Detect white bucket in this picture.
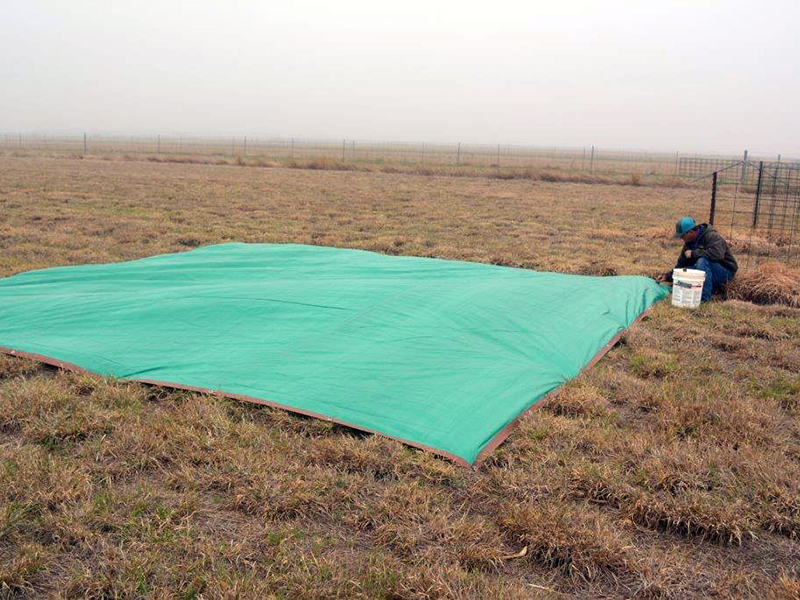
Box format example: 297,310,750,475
671,268,705,309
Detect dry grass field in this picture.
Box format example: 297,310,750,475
1,154,800,598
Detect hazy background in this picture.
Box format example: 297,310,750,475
1,0,798,156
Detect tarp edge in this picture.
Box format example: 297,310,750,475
471,305,657,468
0,345,471,468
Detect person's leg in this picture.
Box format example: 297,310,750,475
696,257,733,301
695,257,715,302
707,260,734,295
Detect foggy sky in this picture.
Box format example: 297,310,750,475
1,0,798,156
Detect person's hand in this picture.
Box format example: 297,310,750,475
656,273,667,283
684,249,693,259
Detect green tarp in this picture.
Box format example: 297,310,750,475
0,243,667,465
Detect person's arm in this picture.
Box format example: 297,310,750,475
675,244,693,268
658,247,688,282
692,230,727,262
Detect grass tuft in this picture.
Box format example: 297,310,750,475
498,499,634,582
727,262,800,308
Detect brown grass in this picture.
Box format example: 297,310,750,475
497,499,634,582
726,262,800,308
0,147,696,189
0,155,799,597
727,232,800,261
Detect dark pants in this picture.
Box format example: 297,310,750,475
694,257,734,302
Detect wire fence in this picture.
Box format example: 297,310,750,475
707,160,800,267
679,153,800,186
5,132,789,178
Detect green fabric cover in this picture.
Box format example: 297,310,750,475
0,243,667,464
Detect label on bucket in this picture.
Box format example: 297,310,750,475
675,280,701,289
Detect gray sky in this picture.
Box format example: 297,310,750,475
2,0,798,155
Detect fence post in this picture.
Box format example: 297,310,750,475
456,142,461,166
157,134,161,154
752,161,764,229
83,133,87,154
675,151,679,174
741,150,748,183
766,162,782,232
342,138,346,161
590,146,595,171
290,138,294,160
243,136,247,158
709,171,718,225
19,134,22,149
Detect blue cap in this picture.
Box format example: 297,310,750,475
673,216,696,238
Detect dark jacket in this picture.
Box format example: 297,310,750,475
664,224,738,281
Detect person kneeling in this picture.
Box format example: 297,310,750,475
657,216,738,302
